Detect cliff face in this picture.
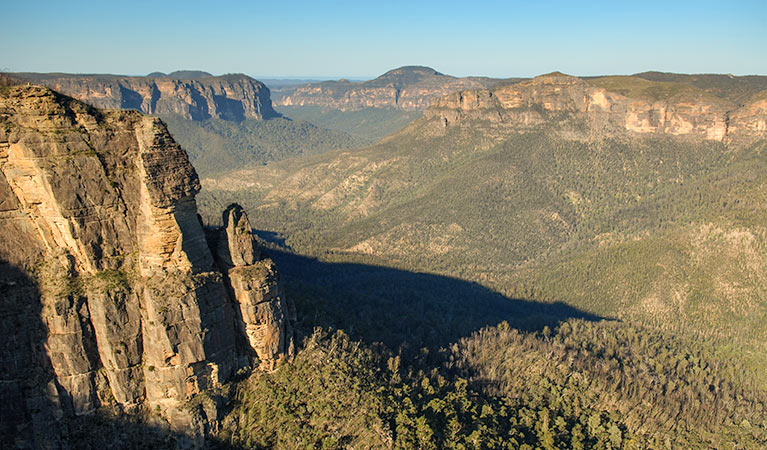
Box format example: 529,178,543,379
24,73,280,121
0,85,292,446
425,73,767,142
274,66,503,111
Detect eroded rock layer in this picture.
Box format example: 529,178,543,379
425,73,767,142
274,66,502,111
21,73,279,121
209,204,294,371
0,85,291,446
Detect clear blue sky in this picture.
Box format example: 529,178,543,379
2,0,765,79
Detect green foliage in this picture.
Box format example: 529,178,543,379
91,269,129,293
161,115,368,176
223,329,392,449
632,72,767,105
589,76,725,103
457,320,767,448
274,106,422,141
198,127,767,355
223,318,767,449
194,78,767,449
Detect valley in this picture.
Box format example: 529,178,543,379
199,72,767,353
2,66,767,449
197,70,767,447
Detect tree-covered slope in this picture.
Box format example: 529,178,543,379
198,71,767,356
199,126,767,351
195,73,767,449
161,115,370,176
274,105,422,141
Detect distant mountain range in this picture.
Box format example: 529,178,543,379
13,71,375,175
272,65,518,111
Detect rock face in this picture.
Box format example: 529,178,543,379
209,205,294,372
20,72,280,121
274,66,505,111
0,85,292,446
425,72,767,142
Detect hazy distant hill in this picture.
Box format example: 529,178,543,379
144,70,214,78
268,66,515,141
272,65,510,111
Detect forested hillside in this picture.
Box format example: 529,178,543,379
162,115,369,176
274,105,421,141
197,73,767,448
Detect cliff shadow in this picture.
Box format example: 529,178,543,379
212,95,246,122
60,413,245,449
0,259,67,448
0,259,248,448
262,247,604,351
118,85,145,111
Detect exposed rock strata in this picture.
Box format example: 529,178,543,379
425,73,767,142
21,73,279,121
274,66,503,111
209,204,294,371
0,85,292,446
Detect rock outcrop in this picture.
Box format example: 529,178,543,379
19,72,280,121
0,85,292,446
274,66,505,111
208,205,294,372
425,72,767,142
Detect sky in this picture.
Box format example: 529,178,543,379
2,0,766,79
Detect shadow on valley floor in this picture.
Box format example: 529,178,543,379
265,247,605,351
61,413,244,450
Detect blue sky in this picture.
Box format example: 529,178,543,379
2,0,765,79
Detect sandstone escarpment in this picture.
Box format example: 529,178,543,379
23,73,280,121
275,66,502,111
0,85,292,446
425,73,767,142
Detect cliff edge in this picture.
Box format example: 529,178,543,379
425,73,767,142
274,66,503,111
0,85,292,447
20,73,280,121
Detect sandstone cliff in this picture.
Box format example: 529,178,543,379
274,66,505,111
20,72,280,121
0,85,292,447
424,72,767,142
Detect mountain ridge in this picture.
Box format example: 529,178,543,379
272,65,511,111
424,71,767,143
14,72,280,121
